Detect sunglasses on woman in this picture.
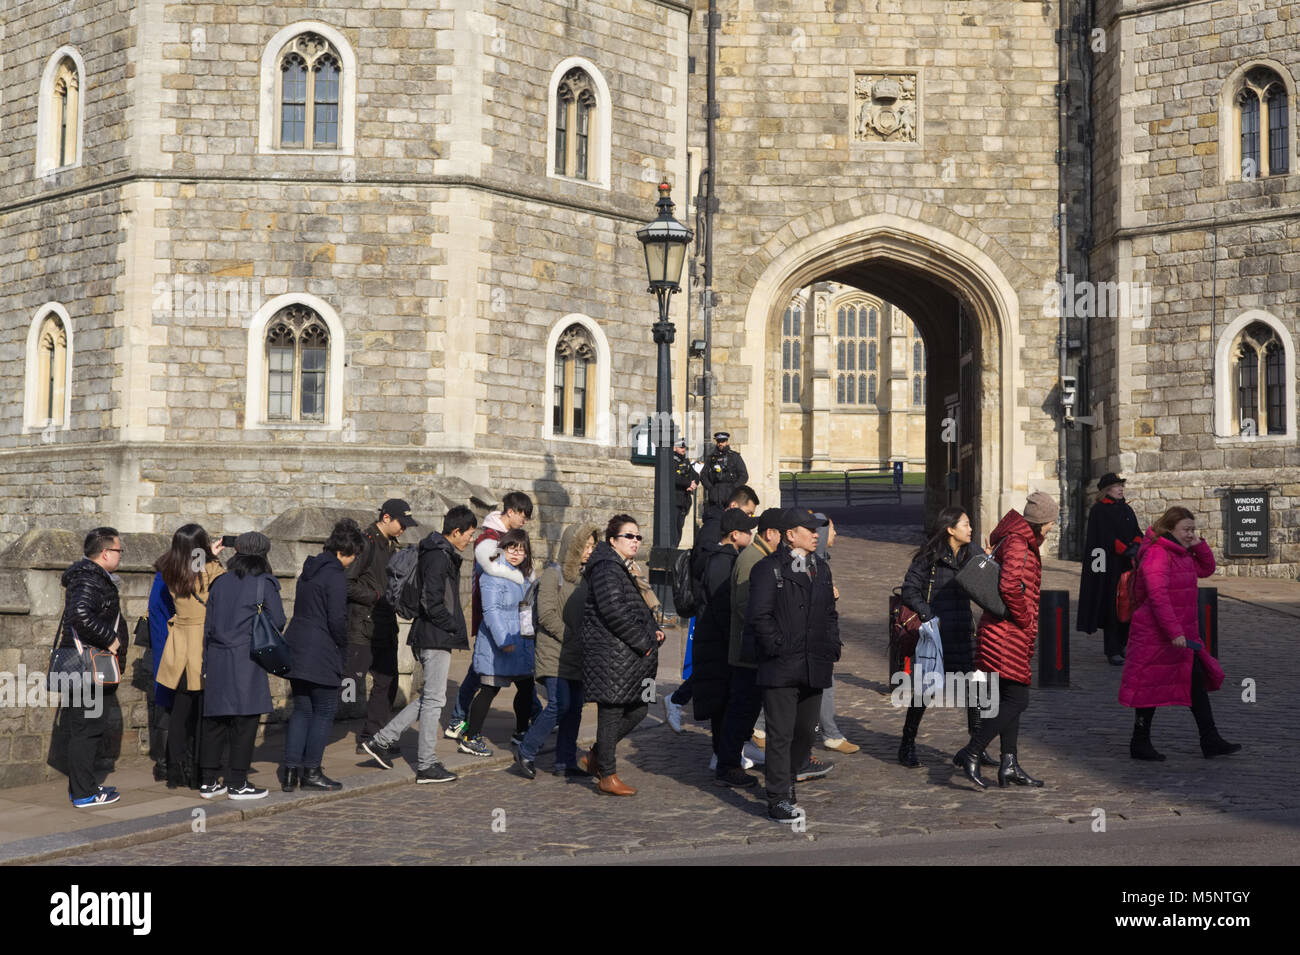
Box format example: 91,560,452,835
616,533,643,542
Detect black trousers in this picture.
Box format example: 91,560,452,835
466,676,535,738
1103,622,1130,658
1137,656,1217,739
62,699,106,800
762,685,822,804
967,679,1030,756
199,714,260,788
167,679,202,782
718,665,763,772
594,701,648,777
344,636,399,738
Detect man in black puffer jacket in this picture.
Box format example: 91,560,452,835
743,509,839,822
58,527,128,807
579,517,663,795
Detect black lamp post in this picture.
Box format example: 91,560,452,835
636,181,693,588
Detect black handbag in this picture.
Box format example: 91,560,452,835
955,538,1009,618
249,576,292,676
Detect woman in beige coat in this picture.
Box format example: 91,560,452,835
154,524,225,788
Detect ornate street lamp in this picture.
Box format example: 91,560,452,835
636,181,693,588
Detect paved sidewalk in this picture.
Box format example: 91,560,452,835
9,534,1299,865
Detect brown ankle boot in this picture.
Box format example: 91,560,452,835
577,749,598,777
597,773,636,796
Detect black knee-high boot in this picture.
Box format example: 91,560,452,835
898,706,924,767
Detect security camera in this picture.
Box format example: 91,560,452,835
1061,375,1077,412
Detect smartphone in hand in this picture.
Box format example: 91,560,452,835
221,534,238,548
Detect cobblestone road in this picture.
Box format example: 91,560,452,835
47,535,1299,865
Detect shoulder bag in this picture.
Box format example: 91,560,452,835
249,576,293,676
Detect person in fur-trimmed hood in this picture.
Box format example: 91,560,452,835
444,491,534,738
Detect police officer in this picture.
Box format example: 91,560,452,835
700,432,749,521
672,438,698,546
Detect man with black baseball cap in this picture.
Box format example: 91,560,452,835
1077,473,1141,665
742,507,840,822
692,508,760,786
346,498,419,755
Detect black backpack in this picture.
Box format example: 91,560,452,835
386,547,422,620
671,548,704,618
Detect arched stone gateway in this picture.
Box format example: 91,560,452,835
736,205,1042,538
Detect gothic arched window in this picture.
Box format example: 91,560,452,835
1234,67,1289,179
836,301,878,406
553,324,596,437
37,314,69,425
275,33,343,149
555,68,598,180
265,306,331,421
1232,321,1286,435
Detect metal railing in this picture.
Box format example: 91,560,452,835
780,467,904,507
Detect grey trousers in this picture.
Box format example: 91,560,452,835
372,648,451,771
817,678,843,740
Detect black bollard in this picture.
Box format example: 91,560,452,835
1037,590,1070,687
1197,588,1219,658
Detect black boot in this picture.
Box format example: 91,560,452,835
153,758,169,782
281,766,300,793
1130,710,1165,761
952,748,987,790
965,708,998,766
1200,733,1242,758
997,753,1044,787
898,706,923,767
300,767,342,791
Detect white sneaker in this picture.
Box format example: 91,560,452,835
664,694,684,734
742,740,766,766
709,752,756,771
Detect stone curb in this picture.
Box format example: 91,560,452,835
0,752,516,866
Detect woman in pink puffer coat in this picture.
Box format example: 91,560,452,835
1119,506,1239,760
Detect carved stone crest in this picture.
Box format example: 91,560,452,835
853,71,918,144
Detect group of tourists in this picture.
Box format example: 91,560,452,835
53,450,1239,819
895,475,1240,793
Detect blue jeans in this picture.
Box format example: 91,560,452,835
448,665,481,724
285,679,338,768
519,677,584,765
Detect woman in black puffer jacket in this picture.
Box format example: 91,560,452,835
897,506,992,768
578,514,664,796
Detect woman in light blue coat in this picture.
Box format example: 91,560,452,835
456,528,538,758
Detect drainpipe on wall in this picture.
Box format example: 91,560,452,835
701,0,718,449
1056,0,1072,559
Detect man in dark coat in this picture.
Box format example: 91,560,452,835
699,432,749,520
1077,473,1142,666
346,498,418,751
58,527,127,806
743,508,840,822
363,505,477,784
692,509,758,786
672,439,698,545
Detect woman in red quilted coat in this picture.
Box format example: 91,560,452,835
954,491,1057,790
1120,506,1239,760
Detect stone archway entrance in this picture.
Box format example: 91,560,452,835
738,212,1033,538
